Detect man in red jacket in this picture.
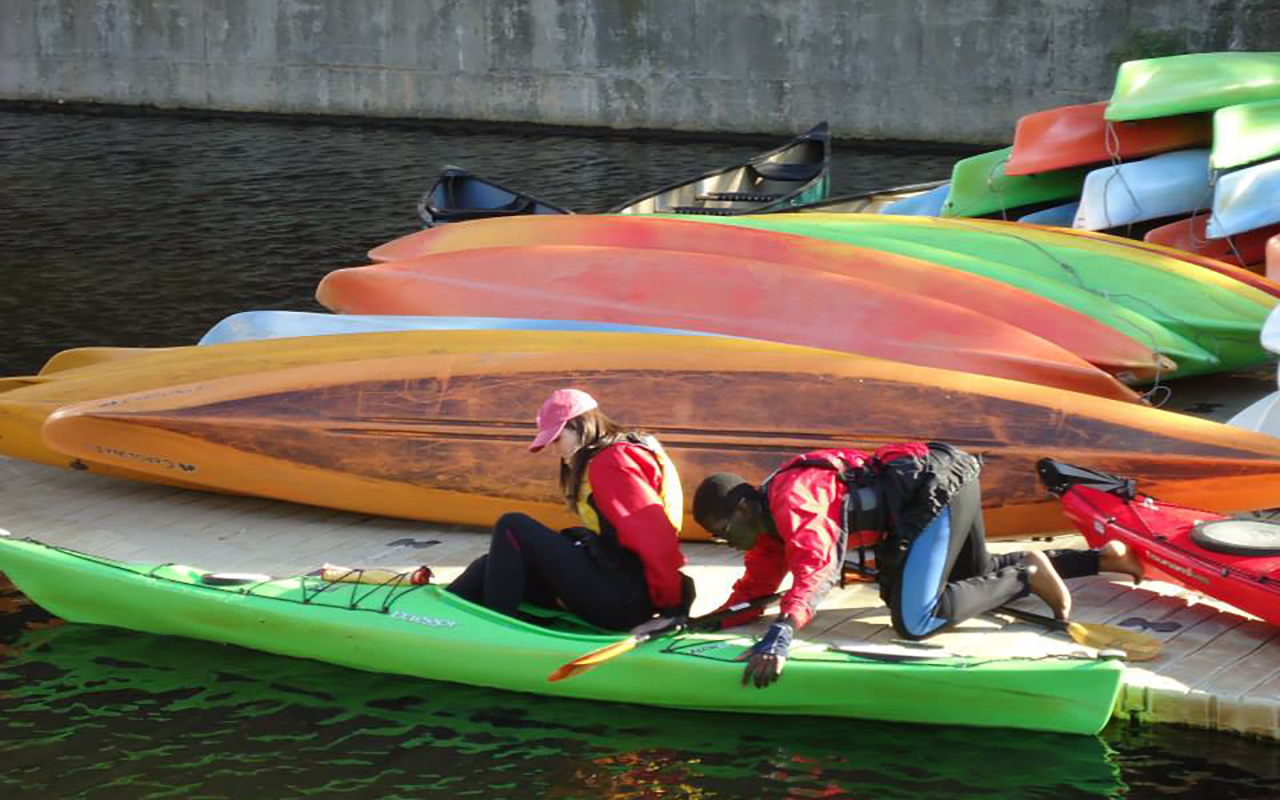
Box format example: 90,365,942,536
692,442,1142,688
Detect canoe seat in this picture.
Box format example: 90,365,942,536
670,206,751,215
695,192,783,203
429,199,534,223
750,160,824,182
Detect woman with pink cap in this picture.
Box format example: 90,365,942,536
447,388,694,630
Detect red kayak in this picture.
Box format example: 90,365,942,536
1006,101,1211,176
1144,213,1280,269
317,245,1143,402
1039,459,1280,626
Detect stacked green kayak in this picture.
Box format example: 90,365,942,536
1107,52,1280,122
0,536,1124,736
688,213,1275,378
1212,99,1280,170
942,147,1089,218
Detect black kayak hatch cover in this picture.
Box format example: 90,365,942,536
1190,519,1280,557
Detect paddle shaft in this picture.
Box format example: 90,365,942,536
997,605,1072,630
547,592,784,682
650,591,784,640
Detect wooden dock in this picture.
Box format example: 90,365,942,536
2,454,1278,741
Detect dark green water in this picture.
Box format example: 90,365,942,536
2,577,1279,799
1,108,1279,798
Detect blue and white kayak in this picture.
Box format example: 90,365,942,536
1018,202,1080,228
1228,304,1280,435
1207,158,1280,239
1073,150,1213,231
879,182,951,216
198,312,723,346
1228,391,1280,436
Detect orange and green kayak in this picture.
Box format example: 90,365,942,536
364,215,1174,385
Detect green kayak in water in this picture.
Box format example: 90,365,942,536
1107,52,1280,123
0,536,1124,736
942,147,1089,218
687,213,1275,378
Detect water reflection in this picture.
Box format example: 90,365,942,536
0,109,956,377
3,107,1280,799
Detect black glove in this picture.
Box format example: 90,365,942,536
656,573,697,618
739,620,793,689
678,573,697,615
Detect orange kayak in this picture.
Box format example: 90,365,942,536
40,330,1280,541
318,245,1141,402
366,216,1170,384
1006,101,1212,176
1143,213,1280,269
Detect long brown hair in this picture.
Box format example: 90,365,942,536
557,407,638,509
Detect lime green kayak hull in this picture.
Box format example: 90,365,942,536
1107,52,1280,122
1213,99,1280,170
0,537,1124,736
681,214,1277,377
942,147,1089,218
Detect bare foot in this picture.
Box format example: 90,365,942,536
1098,540,1144,585
1022,551,1072,620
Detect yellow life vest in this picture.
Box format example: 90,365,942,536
574,435,683,536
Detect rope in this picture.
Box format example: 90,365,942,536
33,539,430,615
938,217,1187,395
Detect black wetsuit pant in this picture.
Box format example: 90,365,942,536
447,512,654,631
888,479,1100,639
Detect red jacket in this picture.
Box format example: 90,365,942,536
719,443,929,629
586,443,687,610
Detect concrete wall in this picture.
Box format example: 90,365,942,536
2,0,1278,144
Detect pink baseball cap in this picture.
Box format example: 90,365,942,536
529,389,598,452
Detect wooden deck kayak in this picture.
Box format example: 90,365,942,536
1006,101,1211,176
37,329,1280,541
363,215,1173,384
315,245,1142,402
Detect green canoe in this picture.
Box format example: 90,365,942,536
682,214,1277,377
942,147,1089,218
1107,52,1280,122
0,536,1124,736
1212,99,1280,170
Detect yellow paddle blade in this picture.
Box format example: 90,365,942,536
1065,621,1162,661
547,636,640,682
